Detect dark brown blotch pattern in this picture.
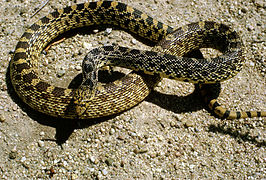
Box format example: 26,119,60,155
15,62,30,73
35,81,50,93
10,1,255,119
22,72,37,83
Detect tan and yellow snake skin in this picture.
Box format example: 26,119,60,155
10,1,265,119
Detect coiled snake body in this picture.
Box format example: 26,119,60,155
11,1,265,119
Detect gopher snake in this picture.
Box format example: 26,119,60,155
10,1,265,119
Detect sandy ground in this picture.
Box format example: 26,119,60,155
0,0,265,179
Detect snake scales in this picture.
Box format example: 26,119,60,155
11,1,265,119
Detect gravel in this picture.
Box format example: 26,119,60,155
0,0,265,179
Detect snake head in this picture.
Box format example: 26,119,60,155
72,53,102,116
80,52,101,97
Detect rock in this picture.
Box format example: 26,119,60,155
56,69,65,77
9,151,17,159
105,158,114,166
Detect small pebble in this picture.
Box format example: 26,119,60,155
9,151,17,159
71,173,78,179
100,127,106,133
151,5,157,10
158,135,164,141
117,135,125,140
246,24,254,31
1,84,7,91
120,160,125,167
38,140,44,147
104,28,112,35
249,61,255,67
57,69,65,77
105,158,114,166
0,114,5,122
90,156,96,163
129,132,137,137
254,0,263,7
88,167,95,172
182,119,194,127
63,160,68,167
109,128,115,135
21,156,26,162
102,169,108,175
241,7,248,13
131,39,137,44
133,147,148,154
12,104,17,111
83,42,92,50
40,131,45,136
75,65,81,71
22,162,29,169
